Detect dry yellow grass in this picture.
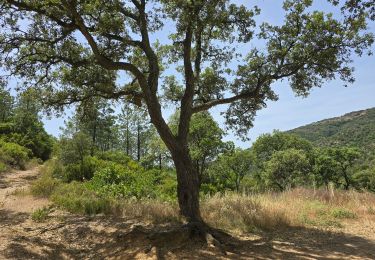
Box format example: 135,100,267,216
201,188,375,234
115,199,180,224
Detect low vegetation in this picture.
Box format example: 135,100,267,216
31,207,51,222
31,160,375,233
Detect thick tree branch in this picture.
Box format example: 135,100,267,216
178,22,195,141
192,91,259,113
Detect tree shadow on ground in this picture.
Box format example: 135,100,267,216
0,209,29,226
0,169,36,189
2,213,375,260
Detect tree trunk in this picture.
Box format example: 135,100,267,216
159,153,162,170
170,146,202,223
137,121,141,162
126,121,130,156
343,171,350,190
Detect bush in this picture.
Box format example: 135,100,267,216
51,182,112,215
353,169,375,192
87,163,150,199
60,156,102,182
97,151,132,166
0,122,15,135
0,141,30,169
331,208,357,219
4,130,53,161
0,161,7,173
31,161,61,197
31,207,50,222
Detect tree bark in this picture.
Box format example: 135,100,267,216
170,146,202,223
342,169,350,190
137,121,141,161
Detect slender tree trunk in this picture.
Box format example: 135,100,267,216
91,123,96,156
137,121,141,161
342,170,350,190
126,121,130,156
159,153,162,170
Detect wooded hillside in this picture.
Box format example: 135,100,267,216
288,107,375,148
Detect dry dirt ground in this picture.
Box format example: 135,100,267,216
1,168,375,260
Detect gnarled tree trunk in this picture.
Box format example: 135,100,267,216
170,145,202,223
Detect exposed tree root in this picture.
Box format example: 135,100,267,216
145,221,230,255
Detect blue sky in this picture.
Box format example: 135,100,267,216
37,0,374,147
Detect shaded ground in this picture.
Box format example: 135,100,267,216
1,168,375,259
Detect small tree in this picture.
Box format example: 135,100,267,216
207,148,254,192
264,148,312,191
314,147,360,189
0,85,14,123
313,150,340,188
330,147,360,190
0,0,372,228
170,111,226,184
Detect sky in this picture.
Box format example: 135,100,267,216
33,0,375,147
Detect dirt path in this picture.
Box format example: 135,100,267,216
1,168,375,259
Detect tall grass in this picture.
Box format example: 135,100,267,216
201,188,375,233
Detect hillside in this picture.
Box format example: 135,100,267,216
287,107,375,148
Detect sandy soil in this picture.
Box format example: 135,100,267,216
1,168,375,260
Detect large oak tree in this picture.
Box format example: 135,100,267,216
0,0,373,226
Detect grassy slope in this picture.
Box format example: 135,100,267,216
287,107,375,149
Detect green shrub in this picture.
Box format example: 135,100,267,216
81,156,101,180
0,141,30,169
87,163,159,199
331,208,357,219
51,182,112,215
0,122,15,134
97,150,132,166
353,169,375,192
0,161,7,173
157,175,177,201
31,160,62,197
63,163,82,182
31,207,50,222
61,156,102,182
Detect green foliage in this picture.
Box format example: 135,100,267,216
87,163,169,199
31,207,50,222
0,161,7,173
0,140,30,170
0,0,373,220
264,149,312,191
60,132,92,165
252,131,314,164
288,108,375,149
97,150,132,166
31,160,62,197
206,149,255,193
0,122,14,135
0,88,53,162
353,168,375,192
251,132,314,191
169,111,229,183
51,182,112,215
61,156,101,182
331,208,356,219
314,147,360,189
0,85,14,123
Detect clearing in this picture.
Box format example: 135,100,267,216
0,167,374,259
